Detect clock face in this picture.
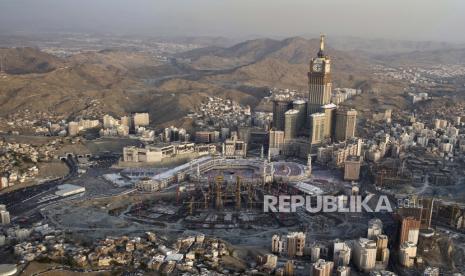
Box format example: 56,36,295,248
313,63,323,72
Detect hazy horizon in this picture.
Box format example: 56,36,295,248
1,0,464,43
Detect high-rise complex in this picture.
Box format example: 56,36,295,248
335,109,357,142
269,130,285,153
292,100,307,131
308,35,332,115
312,259,334,276
376,234,390,265
269,34,358,158
271,232,305,257
333,241,351,266
310,113,326,145
284,109,299,139
321,103,337,139
286,232,306,257
272,98,291,131
399,241,417,267
353,238,377,272
344,155,362,181
399,216,420,246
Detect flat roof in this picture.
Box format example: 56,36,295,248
322,103,337,109
57,184,83,190
151,156,212,181
293,182,324,196
285,109,299,115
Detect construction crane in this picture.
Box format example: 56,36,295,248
235,176,241,210
215,175,224,209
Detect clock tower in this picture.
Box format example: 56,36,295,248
308,35,332,115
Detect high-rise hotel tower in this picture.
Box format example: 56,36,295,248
308,35,332,115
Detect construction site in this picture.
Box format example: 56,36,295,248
121,157,349,233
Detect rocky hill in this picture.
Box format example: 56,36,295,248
0,47,62,74
179,36,372,89
0,37,397,128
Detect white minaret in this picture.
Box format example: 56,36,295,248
260,145,264,159
307,154,312,176
222,143,226,157
263,160,267,184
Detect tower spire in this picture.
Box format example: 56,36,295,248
318,34,326,57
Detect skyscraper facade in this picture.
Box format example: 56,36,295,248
272,99,291,131
310,113,326,145
284,109,299,139
335,109,357,142
308,35,332,115
292,100,307,132
321,103,337,139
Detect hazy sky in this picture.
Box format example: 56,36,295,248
1,0,464,42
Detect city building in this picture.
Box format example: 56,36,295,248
336,266,350,276
269,130,285,155
399,216,420,246
367,219,383,240
344,155,361,181
123,143,216,164
312,259,334,276
133,113,150,127
1,208,11,225
271,232,305,257
123,146,166,163
333,241,351,266
292,99,307,131
286,232,306,257
195,131,219,143
272,98,291,131
308,35,332,115
353,238,377,272
317,138,362,167
271,235,284,254
284,109,299,139
376,235,390,266
68,121,79,136
399,241,417,267
163,126,189,142
310,113,326,145
261,254,278,270
322,103,337,139
223,134,247,158
335,109,357,142
102,114,120,129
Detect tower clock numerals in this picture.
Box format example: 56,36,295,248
312,63,323,72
